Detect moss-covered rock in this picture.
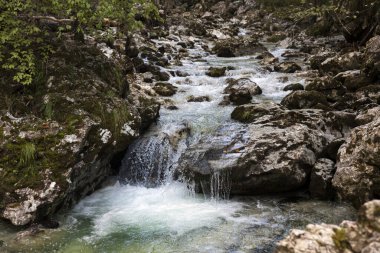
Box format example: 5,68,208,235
0,41,159,226
153,82,178,96
206,67,226,77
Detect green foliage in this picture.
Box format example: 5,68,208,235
44,101,54,119
332,228,351,250
19,142,36,167
0,0,160,86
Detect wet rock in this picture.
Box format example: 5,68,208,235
274,62,302,73
153,82,178,96
257,52,278,65
309,158,335,199
213,37,267,57
276,200,380,253
179,107,352,196
363,35,380,80
276,223,340,253
333,70,372,92
187,95,210,102
224,78,262,105
281,91,329,110
320,52,363,75
154,70,171,81
332,117,380,207
206,67,226,77
231,102,282,123
283,83,304,91
305,76,345,102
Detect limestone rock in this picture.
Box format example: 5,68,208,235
281,90,329,110
332,117,380,207
179,107,352,196
274,62,302,73
213,37,267,57
320,52,363,75
0,42,159,226
206,67,226,77
224,78,262,105
283,83,304,91
276,200,380,253
153,82,178,96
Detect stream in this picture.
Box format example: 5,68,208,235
0,32,355,253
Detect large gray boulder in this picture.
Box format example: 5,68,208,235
332,116,380,208
178,106,353,196
224,78,262,105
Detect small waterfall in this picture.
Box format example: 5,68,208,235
119,125,189,187
197,169,232,200
210,170,232,200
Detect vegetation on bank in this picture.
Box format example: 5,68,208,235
0,0,161,86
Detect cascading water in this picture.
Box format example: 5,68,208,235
0,28,356,253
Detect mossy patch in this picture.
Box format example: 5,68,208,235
332,228,350,250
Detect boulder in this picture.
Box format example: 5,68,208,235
363,35,380,81
309,158,335,199
206,67,226,77
213,37,267,57
276,200,380,253
187,95,210,102
320,52,363,75
231,102,283,123
153,82,178,96
257,51,278,65
355,106,380,125
283,83,304,91
274,62,302,73
332,117,380,207
281,91,329,110
224,78,262,105
178,107,352,197
305,76,346,101
333,70,372,92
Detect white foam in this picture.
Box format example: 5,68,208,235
73,182,242,241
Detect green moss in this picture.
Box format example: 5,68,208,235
19,143,36,167
332,228,350,250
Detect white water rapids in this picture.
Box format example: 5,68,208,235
0,32,355,253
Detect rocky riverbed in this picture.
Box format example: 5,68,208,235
0,0,379,252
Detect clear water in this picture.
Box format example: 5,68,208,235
0,31,355,253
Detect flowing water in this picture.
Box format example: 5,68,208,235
0,33,355,252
